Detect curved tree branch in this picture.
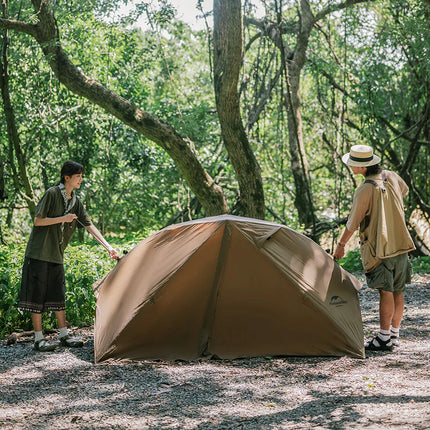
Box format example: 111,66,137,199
3,0,228,216
0,18,37,37
314,0,377,22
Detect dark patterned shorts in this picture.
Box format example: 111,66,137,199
19,257,66,313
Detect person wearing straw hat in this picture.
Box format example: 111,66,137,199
19,160,119,352
333,145,415,352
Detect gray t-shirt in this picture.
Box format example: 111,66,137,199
25,186,91,264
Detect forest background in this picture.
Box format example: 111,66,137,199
0,0,430,334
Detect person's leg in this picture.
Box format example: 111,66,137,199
55,310,67,329
21,260,55,351
32,313,43,332
55,310,70,339
365,290,394,351
55,310,83,348
31,313,45,343
390,253,409,346
379,290,395,331
390,292,404,346
31,312,56,351
392,292,404,327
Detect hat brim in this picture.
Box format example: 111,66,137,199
342,153,381,167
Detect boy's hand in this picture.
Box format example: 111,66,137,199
333,243,345,261
63,213,78,223
108,248,120,260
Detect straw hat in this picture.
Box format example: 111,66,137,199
342,145,381,167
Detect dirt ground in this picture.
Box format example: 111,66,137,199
1,275,429,430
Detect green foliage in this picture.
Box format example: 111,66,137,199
410,256,430,274
0,232,150,338
338,248,364,273
0,243,29,337
338,249,430,274
62,245,116,328
1,0,429,262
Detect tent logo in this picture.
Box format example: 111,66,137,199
329,295,348,307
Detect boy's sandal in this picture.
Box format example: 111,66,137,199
390,335,400,347
60,335,83,348
364,335,393,351
34,339,57,352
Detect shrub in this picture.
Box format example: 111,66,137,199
0,243,31,337
410,255,430,274
338,248,363,273
0,241,120,337
338,248,430,274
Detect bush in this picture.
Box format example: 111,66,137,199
338,248,363,273
338,248,430,274
410,256,430,274
0,232,147,337
0,243,30,337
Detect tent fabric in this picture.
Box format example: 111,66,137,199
93,215,364,362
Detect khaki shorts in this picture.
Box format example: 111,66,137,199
365,253,412,293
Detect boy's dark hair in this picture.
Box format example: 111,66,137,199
60,160,84,184
365,163,382,177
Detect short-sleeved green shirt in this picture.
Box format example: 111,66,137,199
25,186,91,264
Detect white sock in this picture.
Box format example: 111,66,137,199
59,327,68,338
378,329,391,342
390,326,400,337
34,331,44,342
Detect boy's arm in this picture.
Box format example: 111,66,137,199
85,223,119,260
34,213,77,226
333,228,354,260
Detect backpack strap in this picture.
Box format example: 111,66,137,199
364,179,378,186
364,170,387,192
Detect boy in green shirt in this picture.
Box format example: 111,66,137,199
19,160,119,351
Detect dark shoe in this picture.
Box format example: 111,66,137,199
60,335,83,348
365,335,393,351
34,339,57,352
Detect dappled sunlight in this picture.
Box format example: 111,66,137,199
1,316,429,429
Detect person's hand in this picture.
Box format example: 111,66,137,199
333,243,345,261
63,213,78,223
108,248,120,260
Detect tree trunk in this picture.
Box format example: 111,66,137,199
284,66,315,227
0,145,6,201
0,0,228,217
0,2,35,218
213,0,265,219
0,222,5,245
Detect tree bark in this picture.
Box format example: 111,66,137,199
213,0,265,219
0,145,6,201
0,0,228,217
284,65,315,227
0,1,35,218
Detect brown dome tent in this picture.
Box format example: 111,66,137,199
93,215,364,362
